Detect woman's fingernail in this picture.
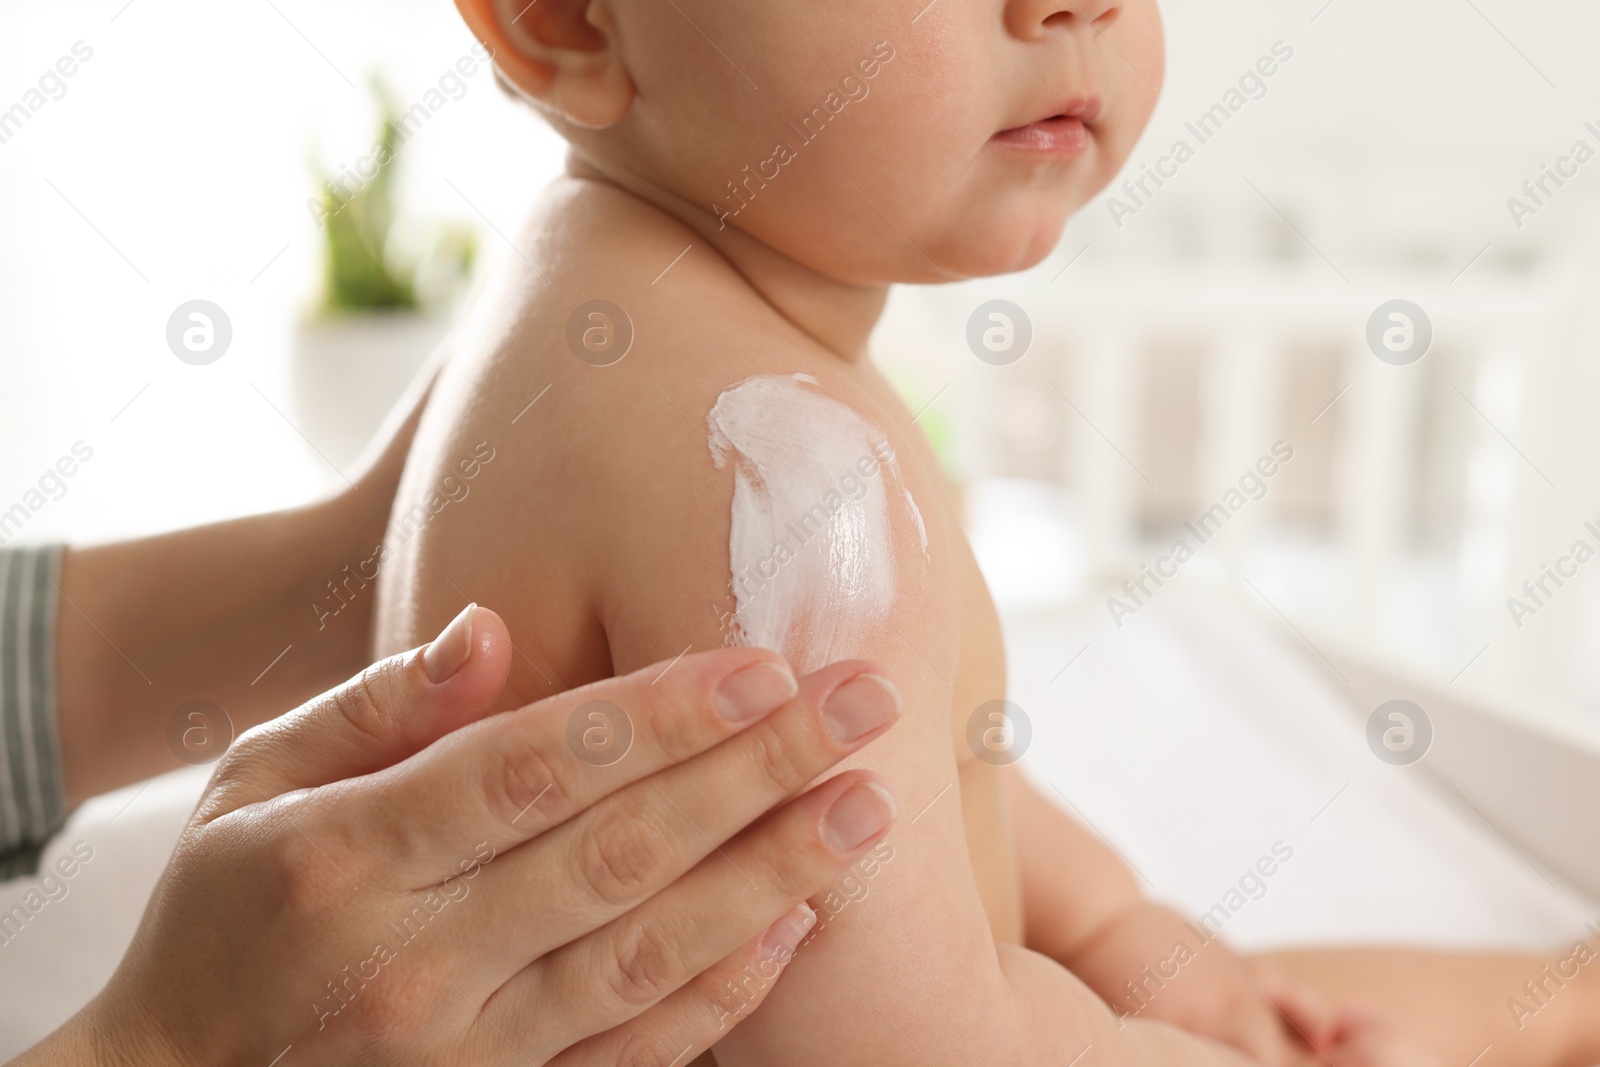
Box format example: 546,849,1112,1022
759,902,817,965
823,781,897,853
423,604,476,683
716,661,798,723
822,674,902,743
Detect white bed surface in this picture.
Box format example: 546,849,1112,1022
1006,592,1596,951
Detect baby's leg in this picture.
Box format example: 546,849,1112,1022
1255,946,1600,1067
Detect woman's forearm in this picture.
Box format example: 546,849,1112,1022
55,493,384,804
54,362,438,805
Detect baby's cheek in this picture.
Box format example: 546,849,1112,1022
1106,0,1167,128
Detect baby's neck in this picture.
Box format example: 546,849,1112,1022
564,154,888,363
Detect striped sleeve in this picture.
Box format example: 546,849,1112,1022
0,545,66,881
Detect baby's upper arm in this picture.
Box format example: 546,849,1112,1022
572,363,1028,1064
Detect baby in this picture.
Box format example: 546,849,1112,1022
372,0,1600,1063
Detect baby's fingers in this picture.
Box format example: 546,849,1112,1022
1249,959,1338,1055
1211,998,1302,1067
547,903,817,1067
1324,1005,1444,1067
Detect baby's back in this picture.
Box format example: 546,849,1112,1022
375,175,1023,1061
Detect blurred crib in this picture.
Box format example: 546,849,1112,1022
875,228,1600,900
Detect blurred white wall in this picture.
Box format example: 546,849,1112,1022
5,0,1600,735
0,0,566,536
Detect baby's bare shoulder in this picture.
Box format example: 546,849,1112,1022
459,179,901,485
386,181,837,679
464,179,829,423
434,179,959,669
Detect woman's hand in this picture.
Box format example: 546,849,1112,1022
19,605,903,1066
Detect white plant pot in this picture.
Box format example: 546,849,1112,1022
292,310,450,471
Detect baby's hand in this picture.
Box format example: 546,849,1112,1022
1153,949,1337,1067
1316,1004,1443,1067
1245,958,1342,1061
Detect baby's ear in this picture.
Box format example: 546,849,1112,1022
456,0,634,128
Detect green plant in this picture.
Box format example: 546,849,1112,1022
311,78,475,314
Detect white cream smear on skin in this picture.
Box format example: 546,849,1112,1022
707,373,928,674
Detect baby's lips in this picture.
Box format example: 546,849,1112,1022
997,91,1106,134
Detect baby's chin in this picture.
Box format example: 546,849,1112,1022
726,185,1081,286
923,203,1076,281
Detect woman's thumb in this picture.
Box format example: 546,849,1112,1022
202,605,513,815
